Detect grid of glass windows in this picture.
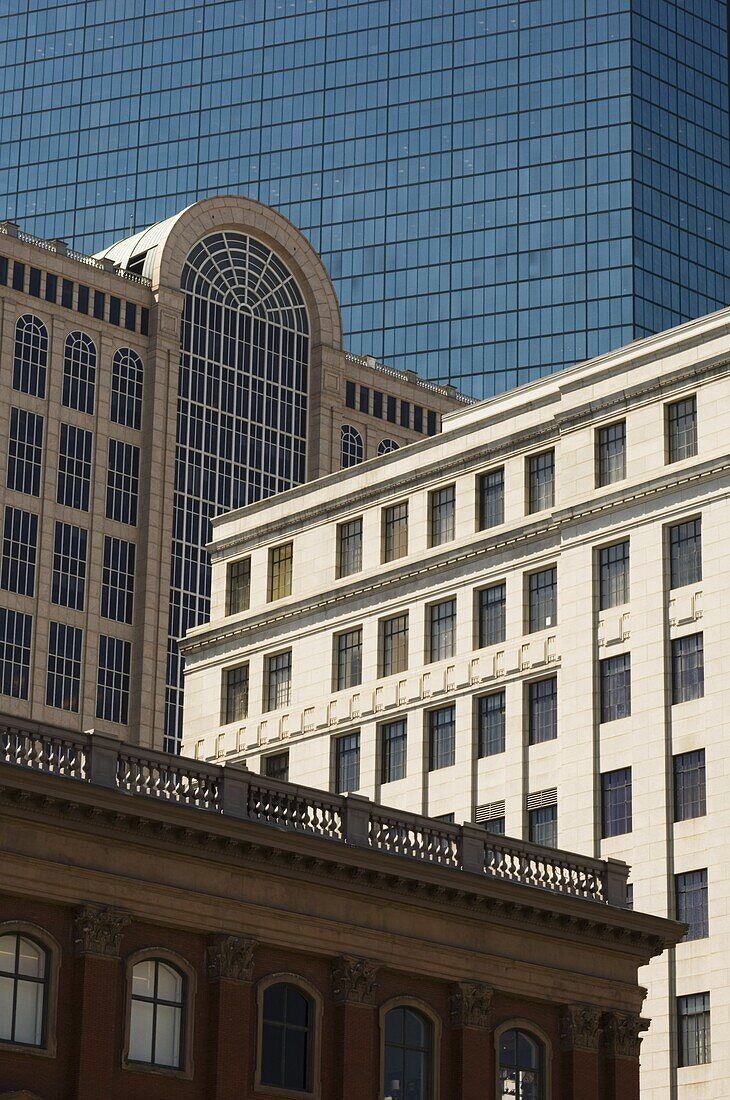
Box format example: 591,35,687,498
265,651,292,711
62,331,96,414
110,348,144,429
1,507,38,597
222,664,249,724
268,543,293,601
105,440,139,525
0,933,47,1047
527,568,557,632
337,518,362,578
382,503,408,563
6,409,43,497
676,870,709,942
529,806,557,848
527,451,554,514
672,634,704,704
667,397,698,462
334,731,360,794
428,598,456,663
383,1007,432,1100
57,424,93,511
0,607,32,700
428,705,455,771
261,982,312,1091
52,522,87,611
528,678,557,745
601,767,632,838
478,469,504,530
13,314,47,398
380,719,407,784
599,541,630,609
263,751,289,781
380,614,408,677
101,536,135,624
429,484,455,546
674,750,706,821
340,425,363,468
334,628,362,691
477,583,505,648
669,518,702,589
129,959,184,1069
596,421,626,486
600,654,631,722
96,635,132,724
678,994,711,1067
477,691,505,757
45,622,83,713
226,558,251,616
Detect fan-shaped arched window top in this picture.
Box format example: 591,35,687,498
340,424,364,468
62,331,97,414
378,438,400,456
384,1005,433,1099
13,314,48,398
261,981,314,1091
128,958,185,1068
499,1027,544,1099
111,348,144,429
0,932,47,1046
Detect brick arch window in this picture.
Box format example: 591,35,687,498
378,438,400,456
123,949,196,1077
62,331,97,414
0,921,60,1054
340,424,364,468
110,348,144,430
256,973,323,1095
496,1022,549,1100
381,997,440,1100
13,314,48,398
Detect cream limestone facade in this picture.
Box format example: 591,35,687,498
182,306,730,1099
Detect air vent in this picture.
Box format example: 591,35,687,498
475,799,505,823
526,787,557,811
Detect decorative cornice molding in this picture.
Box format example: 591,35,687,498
560,1003,603,1051
206,934,257,983
450,981,494,1029
602,1011,649,1058
74,905,130,957
331,954,379,1004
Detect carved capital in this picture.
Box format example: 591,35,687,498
74,906,130,957
603,1012,648,1058
450,982,494,1029
207,935,257,983
331,955,379,1005
560,1004,602,1051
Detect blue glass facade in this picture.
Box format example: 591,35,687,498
1,1,729,397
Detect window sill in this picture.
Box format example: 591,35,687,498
122,1057,194,1081
0,1037,56,1059
254,1084,319,1100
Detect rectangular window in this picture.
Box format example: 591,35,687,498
383,502,408,562
429,484,455,546
600,654,631,722
263,751,289,781
484,817,505,836
345,381,356,409
676,870,708,941
12,261,25,291
140,307,149,336
528,567,557,632
477,691,505,757
527,449,555,513
268,542,293,601
334,731,360,793
1,507,38,597
596,421,626,486
265,650,292,711
672,634,704,704
57,424,93,511
93,290,105,320
678,993,711,1067
428,598,456,662
674,750,706,821
373,391,383,418
428,705,456,770
427,410,437,436
337,518,362,578
478,468,504,529
226,558,251,615
0,607,32,700
413,406,423,433
601,767,632,837
125,301,137,331
7,408,44,496
77,284,89,313
599,541,630,609
96,635,131,724
477,583,505,648
667,396,697,462
528,677,557,744
400,400,410,428
61,278,73,308
334,628,362,690
0,255,8,284
28,267,41,297
386,395,396,423
359,385,369,413
52,522,87,611
109,295,121,325
380,719,407,783
380,613,408,676
45,273,57,303
529,805,557,847
105,439,140,525
101,536,135,624
669,519,702,589
45,622,83,712
223,664,249,723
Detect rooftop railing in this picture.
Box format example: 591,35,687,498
0,721,628,907
0,220,152,287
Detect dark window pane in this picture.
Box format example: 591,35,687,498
676,870,708,941
600,654,631,722
527,450,554,513
667,397,697,462
528,567,557,631
597,421,626,486
528,805,557,847
599,541,629,609
678,993,710,1067
674,750,706,821
381,719,407,783
428,705,455,770
478,583,505,647
478,468,504,529
477,691,505,756
672,634,704,704
528,678,557,744
601,767,632,837
669,519,702,589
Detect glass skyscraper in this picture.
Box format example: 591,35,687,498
2,1,730,398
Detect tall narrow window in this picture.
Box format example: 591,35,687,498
334,731,360,793
340,424,363,468
265,650,292,710
226,558,251,615
672,634,704,704
110,348,144,429
527,567,557,632
529,805,557,847
477,691,505,757
428,598,456,662
380,719,407,783
596,420,626,486
477,583,506,647
478,468,504,529
337,518,362,578
46,621,83,712
601,767,632,837
667,396,697,462
383,502,408,562
13,314,48,398
669,518,701,589
96,635,132,723
0,933,47,1047
1,507,38,597
52,522,87,611
429,484,455,546
263,751,289,781
0,608,33,700
383,1006,432,1100
599,541,630,609
62,331,96,414
528,677,557,744
106,439,140,525
57,424,93,511
380,613,408,676
674,750,706,821
428,705,455,770
499,1028,544,1100
600,654,631,722
527,449,554,513
261,983,313,1091
7,408,44,497
676,870,708,941
334,628,362,690
128,959,185,1068
101,537,135,624
677,993,711,1067
223,664,249,723
268,543,293,601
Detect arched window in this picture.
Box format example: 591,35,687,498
111,348,144,430
383,1005,433,1100
13,314,48,398
0,932,47,1046
128,958,185,1068
340,424,364,468
378,438,400,456
62,331,97,414
499,1028,544,1099
261,981,314,1091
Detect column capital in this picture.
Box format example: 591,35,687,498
74,905,130,958
450,981,494,1030
602,1011,649,1058
207,934,257,983
331,954,379,1005
560,1003,602,1051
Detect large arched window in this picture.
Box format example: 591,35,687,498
128,957,185,1069
378,438,400,456
111,348,144,430
499,1028,544,1099
383,1005,433,1100
13,314,48,398
62,331,97,414
340,424,364,468
0,932,47,1047
260,981,314,1091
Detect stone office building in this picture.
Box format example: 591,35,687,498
182,305,730,1098
0,197,464,753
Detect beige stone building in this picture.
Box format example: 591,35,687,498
182,305,730,1098
0,197,465,751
